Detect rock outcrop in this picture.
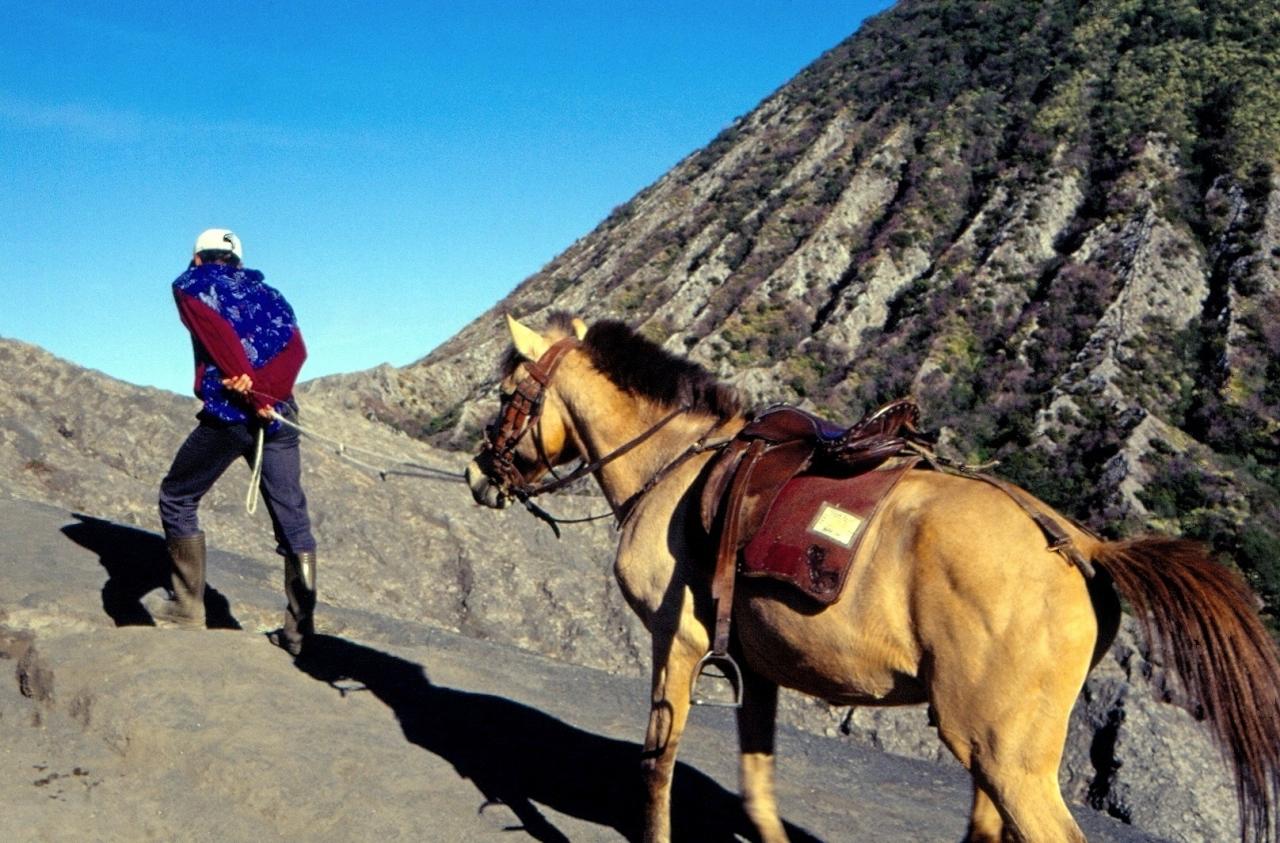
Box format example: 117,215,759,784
0,335,1256,841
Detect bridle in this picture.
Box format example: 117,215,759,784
478,337,580,500
476,337,721,534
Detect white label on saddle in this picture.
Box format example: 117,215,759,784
808,502,863,548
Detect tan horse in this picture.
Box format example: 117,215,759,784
466,313,1280,843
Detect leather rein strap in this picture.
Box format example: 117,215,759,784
526,403,690,501
479,337,703,529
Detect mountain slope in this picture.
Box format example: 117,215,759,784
0,335,1254,841
310,0,1280,624
0,337,638,674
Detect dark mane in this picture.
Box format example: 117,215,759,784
582,320,742,419
499,314,741,420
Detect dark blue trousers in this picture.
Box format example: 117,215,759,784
159,402,316,555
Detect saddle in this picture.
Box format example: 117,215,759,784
694,399,927,701
699,399,924,543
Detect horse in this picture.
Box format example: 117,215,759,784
465,312,1280,843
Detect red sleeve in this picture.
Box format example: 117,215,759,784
175,289,255,380
250,329,307,409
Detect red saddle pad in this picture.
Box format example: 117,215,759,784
741,461,916,604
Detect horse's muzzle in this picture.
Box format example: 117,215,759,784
466,460,510,509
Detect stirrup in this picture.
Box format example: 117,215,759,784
690,650,743,708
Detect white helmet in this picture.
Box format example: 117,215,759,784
193,228,243,260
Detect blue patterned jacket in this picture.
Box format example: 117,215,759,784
172,263,307,426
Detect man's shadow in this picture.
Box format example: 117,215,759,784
61,514,240,629
294,635,822,843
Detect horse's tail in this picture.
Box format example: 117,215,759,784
1093,535,1280,843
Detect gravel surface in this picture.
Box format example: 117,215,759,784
0,496,1167,842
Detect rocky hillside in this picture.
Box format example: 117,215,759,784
307,0,1280,628
5,1,1280,838
0,336,1250,841
0,338,637,675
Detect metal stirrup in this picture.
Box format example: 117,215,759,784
690,650,744,708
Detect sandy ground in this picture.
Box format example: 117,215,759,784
0,496,1164,842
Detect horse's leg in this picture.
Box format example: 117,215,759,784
640,628,704,843
736,668,788,843
931,660,1088,843
976,764,1083,843
934,710,1084,842
964,784,1004,843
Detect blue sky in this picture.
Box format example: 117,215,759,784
1,1,892,394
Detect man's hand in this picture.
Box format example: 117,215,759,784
222,373,253,395
221,373,276,419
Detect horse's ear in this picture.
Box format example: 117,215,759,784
506,313,550,361
571,317,588,341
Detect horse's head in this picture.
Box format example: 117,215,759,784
466,313,588,509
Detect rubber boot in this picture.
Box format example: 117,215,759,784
279,551,317,656
160,532,207,628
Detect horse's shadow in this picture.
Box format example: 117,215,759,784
294,635,822,843
60,514,240,630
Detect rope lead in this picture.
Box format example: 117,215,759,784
245,426,265,514
266,408,465,482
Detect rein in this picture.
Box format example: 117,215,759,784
477,338,720,536
246,388,465,483
613,425,733,526
517,409,727,537
525,403,691,498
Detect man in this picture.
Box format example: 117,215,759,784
157,228,317,656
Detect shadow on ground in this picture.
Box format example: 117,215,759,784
294,634,822,843
61,514,240,630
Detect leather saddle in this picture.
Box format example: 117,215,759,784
699,398,924,543
696,399,927,661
